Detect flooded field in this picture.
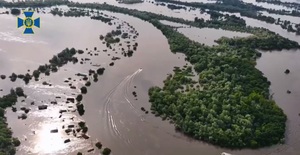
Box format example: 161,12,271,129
177,27,251,46
1,0,300,155
160,20,251,46
74,0,210,21
242,0,295,10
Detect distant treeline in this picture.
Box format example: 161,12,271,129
0,0,298,150
68,1,295,149
155,0,300,34
256,0,300,10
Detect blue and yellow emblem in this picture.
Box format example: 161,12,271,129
17,11,40,34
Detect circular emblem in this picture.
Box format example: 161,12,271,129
24,18,33,27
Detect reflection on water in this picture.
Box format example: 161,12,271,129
33,122,74,154
1,8,118,154
0,31,46,44
1,1,300,155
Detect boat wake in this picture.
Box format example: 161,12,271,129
101,68,142,146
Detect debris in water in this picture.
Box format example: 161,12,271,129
38,105,48,110
50,129,58,133
64,139,70,143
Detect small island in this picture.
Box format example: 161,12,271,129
116,0,144,4
0,0,298,153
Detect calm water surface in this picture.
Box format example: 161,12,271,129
242,0,295,10
1,1,300,155
73,0,210,21
160,20,252,46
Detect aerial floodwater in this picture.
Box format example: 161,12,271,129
0,0,300,155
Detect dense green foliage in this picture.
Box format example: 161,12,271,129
0,89,20,154
15,87,24,97
216,32,300,50
10,8,20,15
95,142,102,149
148,21,287,148
50,8,88,17
102,148,111,155
90,16,113,23
205,11,246,27
76,104,85,116
0,0,295,150
156,0,277,23
117,0,143,4
7,47,80,84
239,11,275,24
156,0,300,32
50,8,63,16
275,19,300,35
9,47,78,84
256,0,300,10
67,2,300,45
97,68,105,75
80,87,87,94
101,30,122,44
63,8,87,17
63,1,295,148
166,0,300,17
167,4,186,10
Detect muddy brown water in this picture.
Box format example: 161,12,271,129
0,1,300,155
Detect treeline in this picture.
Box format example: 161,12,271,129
4,0,297,39
256,0,300,10
267,9,300,17
7,48,79,84
117,0,144,4
63,8,87,17
66,1,290,148
63,2,300,52
0,0,296,149
221,0,300,17
156,0,300,34
216,32,300,50
90,16,113,23
205,11,246,27
0,89,21,155
156,0,300,23
67,1,299,39
50,7,114,22
156,0,277,23
240,11,275,24
167,4,187,10
50,8,88,17
0,0,69,8
35,47,78,77
275,18,300,35
149,20,287,148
